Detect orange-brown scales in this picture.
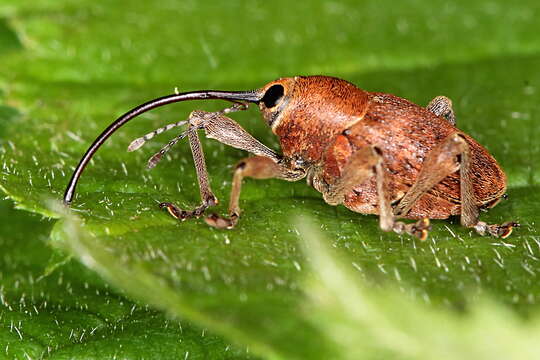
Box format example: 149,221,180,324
260,75,506,220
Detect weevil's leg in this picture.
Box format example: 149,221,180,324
427,96,456,125
394,133,517,238
393,134,464,218
324,146,431,240
160,125,218,221
161,107,300,223
472,220,518,238
189,109,281,162
205,156,304,229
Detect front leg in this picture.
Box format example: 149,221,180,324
159,127,218,221
129,103,286,223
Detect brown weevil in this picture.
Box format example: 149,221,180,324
64,75,518,240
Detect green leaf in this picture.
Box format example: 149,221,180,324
0,199,253,360
298,218,540,360
0,17,22,55
1,1,540,359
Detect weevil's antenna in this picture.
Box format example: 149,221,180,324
128,120,189,152
146,131,188,169
63,90,263,205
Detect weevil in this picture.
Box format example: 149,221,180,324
64,75,518,240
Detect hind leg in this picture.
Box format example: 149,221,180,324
394,133,517,238
427,95,456,125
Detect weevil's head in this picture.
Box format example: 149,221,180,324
256,75,369,162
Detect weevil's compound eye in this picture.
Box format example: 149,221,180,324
261,84,284,108
259,82,289,131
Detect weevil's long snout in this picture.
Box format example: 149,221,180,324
63,89,264,205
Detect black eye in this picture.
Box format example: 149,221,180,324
261,84,284,108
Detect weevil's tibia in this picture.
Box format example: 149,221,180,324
159,119,218,222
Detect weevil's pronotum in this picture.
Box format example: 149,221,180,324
64,76,518,240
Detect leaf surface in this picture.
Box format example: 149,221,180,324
1,1,539,359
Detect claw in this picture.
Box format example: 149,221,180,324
159,202,208,221
160,202,186,220
393,218,431,241
474,221,519,238
497,221,520,239
205,213,238,229
410,218,431,241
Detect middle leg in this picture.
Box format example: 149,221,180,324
205,156,305,229
323,146,431,240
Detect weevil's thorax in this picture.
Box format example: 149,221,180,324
258,76,369,164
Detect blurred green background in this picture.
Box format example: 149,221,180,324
1,1,539,359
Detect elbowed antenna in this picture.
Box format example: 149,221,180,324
63,89,263,205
